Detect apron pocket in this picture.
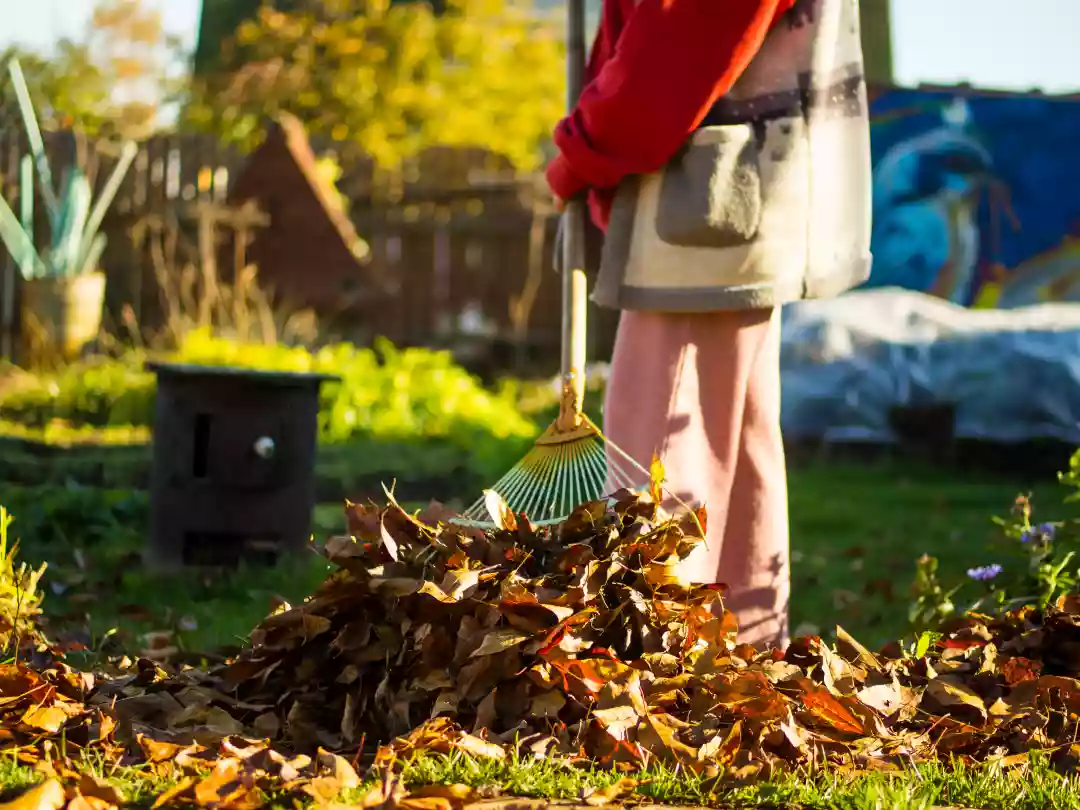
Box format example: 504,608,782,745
655,123,763,248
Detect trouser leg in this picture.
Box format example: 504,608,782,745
602,308,789,649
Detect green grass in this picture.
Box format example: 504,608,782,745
391,753,1080,810
2,750,1080,809
0,457,1075,806
0,456,1066,659
786,458,1068,648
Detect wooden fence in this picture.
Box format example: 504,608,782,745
0,128,616,373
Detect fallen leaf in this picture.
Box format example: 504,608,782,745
470,628,530,658
68,796,116,810
317,749,361,789
924,676,987,721
151,777,197,809
648,455,665,505
77,774,124,806
799,681,867,735
698,720,742,766
455,733,507,760
0,780,66,810
20,704,72,734
584,777,638,806
483,490,517,531
193,759,261,810
1001,657,1042,685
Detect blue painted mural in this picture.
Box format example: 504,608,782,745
864,87,1080,308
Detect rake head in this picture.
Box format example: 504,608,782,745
456,381,650,528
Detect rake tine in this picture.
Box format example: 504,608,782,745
456,419,662,529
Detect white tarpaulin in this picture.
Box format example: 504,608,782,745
780,288,1080,443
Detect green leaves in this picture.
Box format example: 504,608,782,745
0,330,537,453
0,57,138,281
908,553,960,633
0,506,47,652
913,630,940,660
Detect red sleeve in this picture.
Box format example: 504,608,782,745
546,0,795,201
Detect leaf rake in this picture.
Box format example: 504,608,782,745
456,0,652,528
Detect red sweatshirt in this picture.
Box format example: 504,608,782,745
546,0,797,231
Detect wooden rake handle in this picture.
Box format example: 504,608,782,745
559,0,589,421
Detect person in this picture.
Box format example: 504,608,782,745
545,0,873,650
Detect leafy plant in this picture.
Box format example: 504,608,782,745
907,553,960,633
0,507,47,650
0,331,539,466
0,58,137,281
908,449,1080,634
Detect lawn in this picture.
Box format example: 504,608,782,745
0,452,1076,810
2,750,1079,810
0,459,1078,810
0,456,1064,662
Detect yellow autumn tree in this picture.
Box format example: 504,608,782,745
1,0,181,138
185,0,566,170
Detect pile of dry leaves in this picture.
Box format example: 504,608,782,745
6,482,1080,809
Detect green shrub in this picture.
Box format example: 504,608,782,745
0,507,46,650
909,448,1080,635
0,352,155,428
0,330,539,453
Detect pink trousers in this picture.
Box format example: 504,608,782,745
604,308,790,650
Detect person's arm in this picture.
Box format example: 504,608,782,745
546,0,793,202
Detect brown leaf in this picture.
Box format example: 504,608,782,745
923,677,987,721
639,712,697,763
379,518,401,562
440,567,483,600
527,690,565,719
151,777,197,809
835,626,883,672
584,777,638,807
358,771,406,809
1001,656,1042,685
0,781,66,810
316,749,361,789
0,665,46,707
68,797,117,810
799,681,868,735
643,555,689,589
592,705,641,742
454,733,506,760
253,712,281,738
20,704,73,734
470,629,532,658
398,799,454,810
77,775,124,806
409,785,475,803
697,720,742,765
304,777,345,806
139,736,186,763
193,759,261,810
708,671,789,723
551,659,637,698
169,705,247,738
648,454,665,505
483,490,517,531
857,680,912,718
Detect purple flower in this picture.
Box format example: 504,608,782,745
1021,523,1057,544
967,564,1003,582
